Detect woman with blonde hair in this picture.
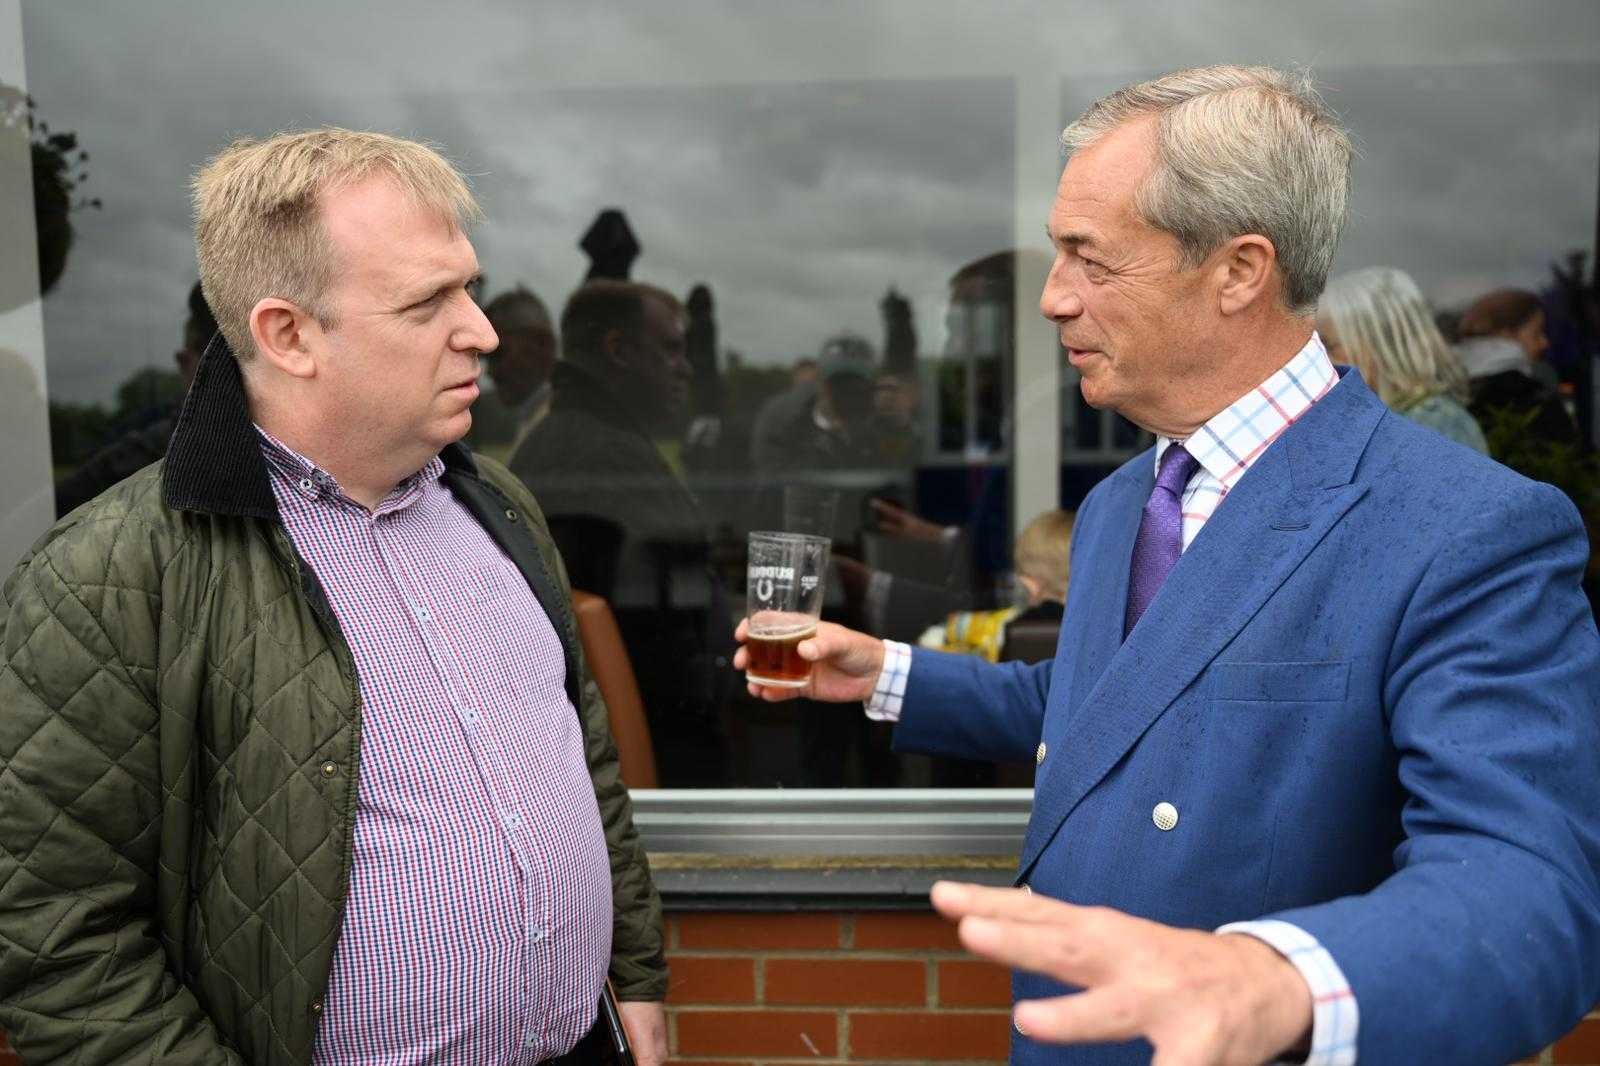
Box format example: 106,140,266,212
1318,267,1488,452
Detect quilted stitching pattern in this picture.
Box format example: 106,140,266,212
1,466,358,1065
1,456,666,1066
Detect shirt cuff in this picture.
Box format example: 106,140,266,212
863,639,912,722
1217,919,1357,1066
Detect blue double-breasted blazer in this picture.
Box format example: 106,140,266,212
894,371,1600,1064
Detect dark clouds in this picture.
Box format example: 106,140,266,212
18,0,1600,403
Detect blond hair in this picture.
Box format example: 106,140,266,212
192,128,481,358
1061,65,1353,315
1319,267,1469,409
1013,510,1075,603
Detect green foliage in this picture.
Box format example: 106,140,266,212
49,367,186,470
721,359,791,414
115,366,186,414
1480,404,1600,516
47,400,114,469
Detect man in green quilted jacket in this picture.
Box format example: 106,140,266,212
0,129,669,1065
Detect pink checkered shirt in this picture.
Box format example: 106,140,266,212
1166,331,1339,550
868,334,1356,1064
259,429,613,1065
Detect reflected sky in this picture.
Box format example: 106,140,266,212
19,0,1600,404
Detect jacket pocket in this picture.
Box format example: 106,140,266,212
1208,660,1350,704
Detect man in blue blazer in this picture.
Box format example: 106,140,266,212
736,65,1600,1065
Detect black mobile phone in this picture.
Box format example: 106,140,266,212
595,982,636,1066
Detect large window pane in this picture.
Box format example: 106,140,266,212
9,1,1598,799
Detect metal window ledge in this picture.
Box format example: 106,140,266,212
631,788,1032,907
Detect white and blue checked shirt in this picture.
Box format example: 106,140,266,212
868,333,1356,1065
260,429,614,1064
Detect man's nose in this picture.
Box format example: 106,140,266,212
458,296,499,355
1039,270,1083,322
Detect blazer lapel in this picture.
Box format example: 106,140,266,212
1061,465,1148,715
1020,370,1385,879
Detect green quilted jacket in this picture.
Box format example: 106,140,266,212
0,346,668,1064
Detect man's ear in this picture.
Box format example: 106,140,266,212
248,298,321,380
1214,234,1278,316
601,326,631,371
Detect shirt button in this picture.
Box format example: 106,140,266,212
1153,802,1179,831
414,604,431,622
319,761,337,777
1035,741,1047,765
461,707,480,726
297,477,316,497
504,810,523,828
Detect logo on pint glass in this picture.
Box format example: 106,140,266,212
800,574,819,594
756,576,775,601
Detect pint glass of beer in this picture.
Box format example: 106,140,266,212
745,531,831,688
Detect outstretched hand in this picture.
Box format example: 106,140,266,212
930,882,1313,1066
870,497,951,544
733,619,885,704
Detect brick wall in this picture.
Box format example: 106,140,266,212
0,933,1595,1064
664,910,1011,1064
660,909,1600,1066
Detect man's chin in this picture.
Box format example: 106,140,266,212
431,410,473,450
1078,380,1115,411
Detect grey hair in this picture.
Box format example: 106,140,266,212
1317,267,1469,408
1061,65,1353,314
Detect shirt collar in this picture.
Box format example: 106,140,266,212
254,424,445,515
1156,332,1338,489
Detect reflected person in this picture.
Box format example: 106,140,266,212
466,283,557,461
751,338,883,474
0,129,668,1066
737,66,1600,1065
53,280,215,516
511,279,735,787
1317,266,1486,452
1457,286,1579,448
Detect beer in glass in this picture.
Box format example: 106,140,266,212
745,531,830,688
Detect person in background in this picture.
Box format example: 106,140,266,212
924,509,1073,664
1007,508,1072,637
1457,286,1579,447
53,281,215,516
1,128,668,1066
751,337,881,473
511,279,735,787
466,283,557,461
872,369,923,464
1317,266,1486,453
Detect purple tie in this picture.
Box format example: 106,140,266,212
1125,443,1201,637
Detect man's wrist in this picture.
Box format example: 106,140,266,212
1221,932,1313,1061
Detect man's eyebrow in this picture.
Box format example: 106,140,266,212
401,271,482,306
1046,225,1098,250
